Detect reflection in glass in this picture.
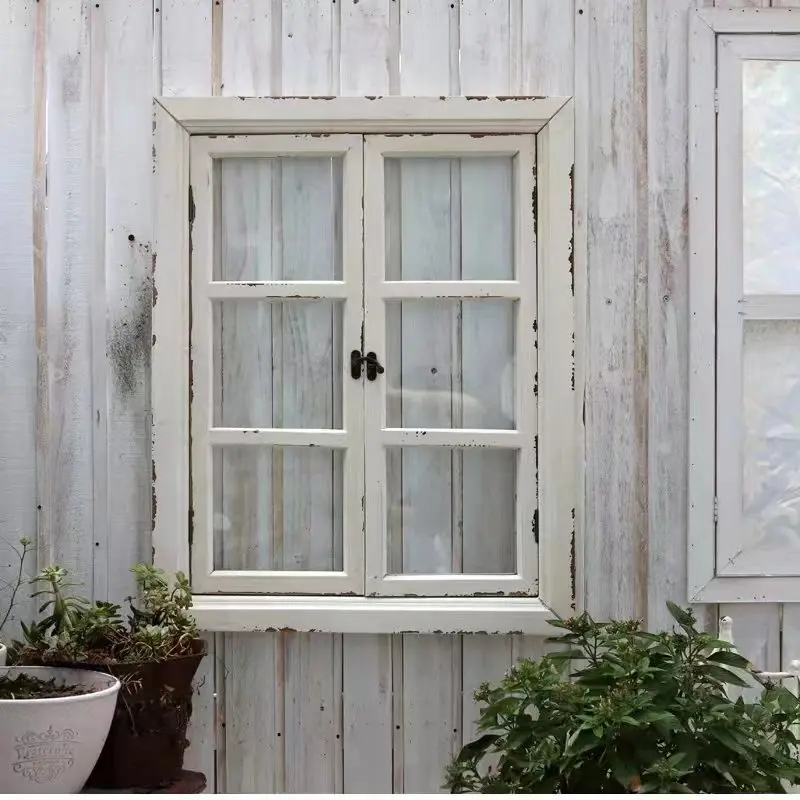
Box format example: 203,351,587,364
743,61,800,293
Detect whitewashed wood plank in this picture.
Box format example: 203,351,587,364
45,0,95,590
223,633,280,792
101,0,154,604
281,0,335,94
460,0,511,94
781,605,800,672
721,604,782,671
398,0,453,94
521,0,575,95
581,0,648,620
462,636,512,743
772,0,800,7
340,0,395,96
646,0,696,631
221,0,275,96
283,632,341,793
161,0,213,97
0,0,37,638
184,633,217,793
401,635,461,794
342,634,393,793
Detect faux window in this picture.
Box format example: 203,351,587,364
153,98,576,633
690,10,800,603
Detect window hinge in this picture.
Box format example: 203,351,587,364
714,88,719,114
713,496,719,525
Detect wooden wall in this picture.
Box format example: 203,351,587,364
0,0,798,792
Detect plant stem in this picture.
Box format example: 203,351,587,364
0,540,31,634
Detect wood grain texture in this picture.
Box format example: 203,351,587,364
0,0,38,637
45,0,95,589
581,0,649,620
646,0,694,632
101,0,154,604
161,0,213,97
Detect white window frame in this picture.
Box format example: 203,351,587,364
689,8,800,603
153,96,577,634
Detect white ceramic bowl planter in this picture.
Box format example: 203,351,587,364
0,666,120,794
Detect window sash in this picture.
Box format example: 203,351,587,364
362,134,538,596
189,134,365,594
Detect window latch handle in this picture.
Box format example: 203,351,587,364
350,350,384,381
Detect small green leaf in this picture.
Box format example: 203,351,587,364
707,650,752,669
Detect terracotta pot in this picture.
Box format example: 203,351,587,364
0,666,120,794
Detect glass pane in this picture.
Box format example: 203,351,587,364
385,156,514,280
386,447,516,575
743,61,800,293
386,300,515,429
213,299,343,428
742,320,800,563
217,156,343,281
213,445,343,571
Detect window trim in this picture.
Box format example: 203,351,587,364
153,96,577,634
689,9,800,603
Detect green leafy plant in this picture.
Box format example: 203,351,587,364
17,563,198,664
446,602,800,794
0,537,33,639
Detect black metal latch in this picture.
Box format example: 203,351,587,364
350,350,385,381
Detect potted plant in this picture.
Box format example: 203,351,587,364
16,563,206,791
0,539,121,793
447,602,800,793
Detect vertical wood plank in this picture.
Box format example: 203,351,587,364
184,633,217,793
781,605,800,671
398,0,454,95
521,0,575,95
646,0,695,631
771,0,800,7
461,636,512,742
0,0,38,636
223,633,280,792
281,0,336,94
459,0,511,93
402,635,461,794
340,0,396,95
161,0,213,97
220,0,274,96
721,604,782,671
342,635,393,793
101,0,154,604
284,632,341,793
46,0,95,589
581,0,649,620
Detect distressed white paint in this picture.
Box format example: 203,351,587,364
9,0,800,795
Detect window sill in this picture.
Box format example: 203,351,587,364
190,595,561,635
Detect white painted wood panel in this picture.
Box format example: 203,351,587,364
45,0,95,589
0,0,37,636
101,0,154,604
161,0,212,97
581,0,648,620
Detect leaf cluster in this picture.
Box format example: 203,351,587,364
446,602,800,794
16,564,198,665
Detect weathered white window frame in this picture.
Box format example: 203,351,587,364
690,8,800,603
153,97,577,634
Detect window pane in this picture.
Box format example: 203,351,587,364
386,299,514,429
743,61,800,293
217,157,343,281
385,156,514,280
213,299,343,428
213,445,343,571
386,447,516,575
742,320,800,569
